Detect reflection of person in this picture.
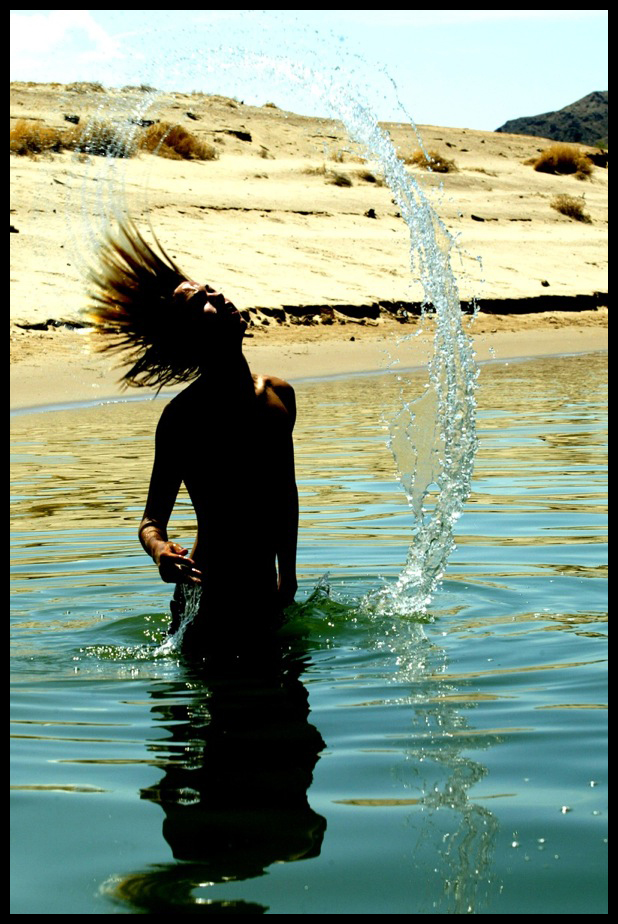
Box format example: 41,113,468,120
88,223,298,646
142,639,327,885
106,631,326,912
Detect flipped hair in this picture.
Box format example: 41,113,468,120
87,222,204,388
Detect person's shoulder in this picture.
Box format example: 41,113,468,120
262,375,295,401
255,374,296,421
262,374,294,393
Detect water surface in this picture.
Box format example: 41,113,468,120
10,352,607,914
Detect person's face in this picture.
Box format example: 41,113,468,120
172,280,248,342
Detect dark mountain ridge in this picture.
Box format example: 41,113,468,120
496,91,608,146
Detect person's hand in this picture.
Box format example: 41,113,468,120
154,541,202,585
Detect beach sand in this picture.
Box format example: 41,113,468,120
10,83,608,409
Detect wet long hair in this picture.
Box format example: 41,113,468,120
87,222,205,388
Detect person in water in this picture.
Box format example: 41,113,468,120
88,222,298,645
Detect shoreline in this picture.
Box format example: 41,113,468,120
10,315,608,413
10,346,609,417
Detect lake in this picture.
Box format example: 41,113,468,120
10,351,607,914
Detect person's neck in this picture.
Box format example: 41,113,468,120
198,349,252,388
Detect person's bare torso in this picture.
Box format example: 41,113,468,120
160,373,295,606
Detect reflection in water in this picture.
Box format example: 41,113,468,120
102,587,502,914
355,596,501,915
108,627,326,912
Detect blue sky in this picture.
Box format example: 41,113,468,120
10,10,608,130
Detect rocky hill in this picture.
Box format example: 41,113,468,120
495,91,608,146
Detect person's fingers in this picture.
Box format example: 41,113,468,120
168,543,188,556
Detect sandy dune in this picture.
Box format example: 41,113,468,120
10,83,607,408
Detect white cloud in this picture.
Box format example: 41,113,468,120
10,10,123,81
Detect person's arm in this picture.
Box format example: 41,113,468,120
138,406,202,584
273,382,299,607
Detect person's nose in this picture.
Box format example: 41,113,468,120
205,290,226,310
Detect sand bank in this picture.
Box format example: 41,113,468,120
10,311,607,411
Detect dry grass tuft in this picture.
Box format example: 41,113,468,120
11,117,217,162
356,168,384,185
405,148,458,173
72,119,138,158
11,118,137,158
550,194,592,223
65,81,106,93
138,122,218,160
326,170,353,187
531,143,593,179
302,164,327,177
10,120,66,156
302,164,354,186
121,84,157,93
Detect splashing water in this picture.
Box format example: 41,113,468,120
72,29,478,622
304,65,479,616
155,584,201,656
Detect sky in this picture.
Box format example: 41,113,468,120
10,9,608,130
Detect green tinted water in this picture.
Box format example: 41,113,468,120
10,353,607,914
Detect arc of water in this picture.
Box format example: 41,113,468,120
298,62,479,616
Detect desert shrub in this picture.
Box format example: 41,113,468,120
11,118,138,158
138,122,217,160
302,164,327,176
66,81,105,93
11,117,219,161
326,170,353,187
301,165,354,186
532,144,592,179
331,148,365,164
70,119,138,158
550,194,592,223
405,148,457,172
121,84,157,93
10,120,66,156
356,168,384,185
